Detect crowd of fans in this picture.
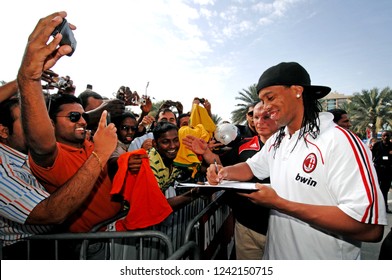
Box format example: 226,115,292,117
1,11,391,260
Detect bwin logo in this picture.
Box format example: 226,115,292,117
295,173,317,187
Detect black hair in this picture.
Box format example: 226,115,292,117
0,98,19,136
155,108,177,122
47,94,83,123
152,122,178,140
111,112,137,137
77,90,103,109
272,86,322,151
328,108,347,123
177,112,190,127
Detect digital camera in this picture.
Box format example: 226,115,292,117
51,18,77,56
50,76,72,91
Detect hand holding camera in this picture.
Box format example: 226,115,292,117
116,86,148,106
51,18,77,56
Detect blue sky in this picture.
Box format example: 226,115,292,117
1,0,391,121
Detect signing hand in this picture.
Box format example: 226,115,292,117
206,163,226,185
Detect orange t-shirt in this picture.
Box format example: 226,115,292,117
29,140,121,232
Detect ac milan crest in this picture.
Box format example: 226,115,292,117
303,153,317,173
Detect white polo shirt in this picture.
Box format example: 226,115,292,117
246,112,387,259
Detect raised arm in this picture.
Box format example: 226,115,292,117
17,12,74,160
17,12,72,153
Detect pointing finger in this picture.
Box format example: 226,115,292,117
99,110,108,128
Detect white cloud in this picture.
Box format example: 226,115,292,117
253,0,303,25
2,0,390,122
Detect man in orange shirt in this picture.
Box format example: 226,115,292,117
17,12,126,232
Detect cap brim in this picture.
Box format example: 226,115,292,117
303,85,331,99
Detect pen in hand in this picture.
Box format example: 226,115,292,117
214,159,220,184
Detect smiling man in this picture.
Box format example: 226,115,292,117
207,62,387,259
148,122,199,210
22,93,122,233
16,12,123,233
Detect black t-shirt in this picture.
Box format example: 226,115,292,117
236,124,258,138
372,141,392,168
220,136,270,235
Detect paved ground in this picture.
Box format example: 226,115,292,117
361,190,392,260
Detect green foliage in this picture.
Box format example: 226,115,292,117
229,82,391,139
347,87,392,137
231,84,260,124
211,114,222,125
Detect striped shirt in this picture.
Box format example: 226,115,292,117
0,143,52,246
148,148,181,194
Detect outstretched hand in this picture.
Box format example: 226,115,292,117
182,135,208,155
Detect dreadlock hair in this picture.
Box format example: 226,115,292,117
272,86,322,153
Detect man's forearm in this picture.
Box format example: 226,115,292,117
273,199,384,242
17,73,57,156
202,148,221,165
224,162,254,181
0,79,18,103
26,151,109,225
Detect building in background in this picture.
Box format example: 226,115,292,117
321,91,352,111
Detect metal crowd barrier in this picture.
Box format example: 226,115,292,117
183,191,235,260
26,230,174,260
1,192,222,260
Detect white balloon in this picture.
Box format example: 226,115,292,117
214,123,238,145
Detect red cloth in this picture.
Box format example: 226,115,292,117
111,149,173,230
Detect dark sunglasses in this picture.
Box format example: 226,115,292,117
247,111,254,117
121,125,138,132
56,112,89,123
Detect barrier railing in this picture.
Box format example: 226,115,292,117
26,230,173,260
183,191,235,260
1,190,233,260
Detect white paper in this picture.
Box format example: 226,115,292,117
176,180,267,191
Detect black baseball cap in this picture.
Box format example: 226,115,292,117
256,62,331,99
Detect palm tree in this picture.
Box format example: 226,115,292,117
211,114,222,125
347,87,392,137
231,84,260,124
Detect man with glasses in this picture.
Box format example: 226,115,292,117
110,112,139,158
236,102,258,138
16,12,124,233
0,96,117,258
